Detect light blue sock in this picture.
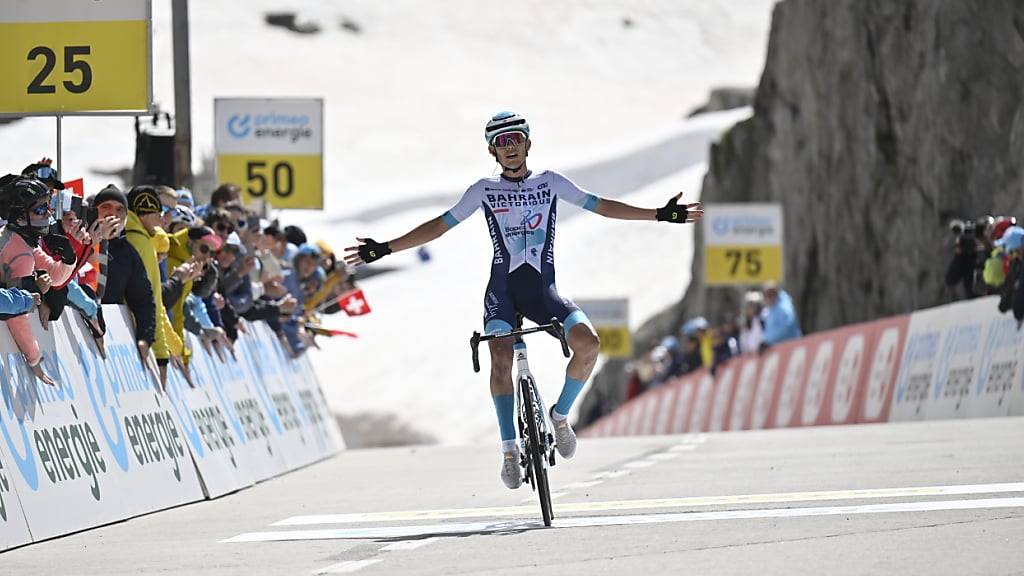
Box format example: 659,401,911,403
493,394,515,442
554,376,585,418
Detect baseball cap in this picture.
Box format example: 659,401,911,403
187,225,224,251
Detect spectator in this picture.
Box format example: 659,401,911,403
996,226,1024,322
681,316,713,367
156,185,178,231
945,217,992,299
710,323,739,374
166,205,197,235
761,283,802,349
281,243,324,356
125,185,184,385
677,335,703,376
83,185,157,365
176,187,194,209
0,176,74,384
739,290,765,354
166,225,223,362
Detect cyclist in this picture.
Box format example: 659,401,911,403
344,111,702,488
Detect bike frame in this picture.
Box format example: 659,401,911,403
512,340,554,468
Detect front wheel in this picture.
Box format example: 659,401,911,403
522,378,553,526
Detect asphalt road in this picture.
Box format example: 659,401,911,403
4,417,1023,575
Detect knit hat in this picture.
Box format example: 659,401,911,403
92,184,127,209
127,186,162,215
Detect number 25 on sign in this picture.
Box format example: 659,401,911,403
0,15,150,114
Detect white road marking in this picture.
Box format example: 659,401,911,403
604,470,633,479
380,537,438,551
669,444,698,452
623,460,657,469
648,452,682,461
565,481,603,489
519,492,567,504
311,559,382,574
267,481,1024,526
227,497,1024,543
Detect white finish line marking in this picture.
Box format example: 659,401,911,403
226,497,1024,543
267,482,1024,526
312,559,382,574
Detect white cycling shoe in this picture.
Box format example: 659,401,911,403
501,447,523,489
550,407,577,459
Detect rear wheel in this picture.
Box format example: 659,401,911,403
522,378,553,526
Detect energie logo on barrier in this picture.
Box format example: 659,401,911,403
0,305,342,550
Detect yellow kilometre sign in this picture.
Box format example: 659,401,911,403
594,326,633,358
576,299,632,359
704,204,785,286
217,154,324,210
0,1,151,114
215,98,324,210
705,245,784,285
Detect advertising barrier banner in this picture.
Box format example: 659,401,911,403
580,291,1022,439
0,304,341,551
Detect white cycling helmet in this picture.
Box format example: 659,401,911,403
485,111,530,145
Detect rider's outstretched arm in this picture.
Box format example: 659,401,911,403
389,217,449,252
343,217,450,266
595,192,703,223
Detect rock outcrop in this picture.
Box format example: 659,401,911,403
578,0,1024,427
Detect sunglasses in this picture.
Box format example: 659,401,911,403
35,166,57,180
196,243,211,255
31,203,51,217
492,132,526,148
214,222,235,234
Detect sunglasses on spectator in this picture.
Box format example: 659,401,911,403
492,132,526,147
196,243,211,255
214,222,234,234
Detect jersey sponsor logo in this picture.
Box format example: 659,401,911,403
522,210,543,230
485,190,552,209
485,213,505,265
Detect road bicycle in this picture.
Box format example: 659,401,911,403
470,316,571,526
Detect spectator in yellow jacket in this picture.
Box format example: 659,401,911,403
125,185,183,386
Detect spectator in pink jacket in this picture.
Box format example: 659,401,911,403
0,177,75,384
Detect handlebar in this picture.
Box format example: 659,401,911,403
470,317,571,373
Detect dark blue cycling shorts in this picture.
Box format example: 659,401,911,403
483,266,592,337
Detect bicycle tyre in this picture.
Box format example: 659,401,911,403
522,378,553,526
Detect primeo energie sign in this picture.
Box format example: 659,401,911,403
215,98,324,210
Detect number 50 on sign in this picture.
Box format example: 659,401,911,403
0,1,152,115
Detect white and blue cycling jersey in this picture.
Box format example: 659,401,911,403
442,170,599,274
441,170,600,336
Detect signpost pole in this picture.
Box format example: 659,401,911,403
172,0,193,188
56,113,63,175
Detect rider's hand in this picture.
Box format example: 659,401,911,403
344,237,391,266
655,193,703,224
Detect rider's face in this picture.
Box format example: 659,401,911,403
490,134,530,171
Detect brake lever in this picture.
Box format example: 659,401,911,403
471,331,482,373
550,318,571,358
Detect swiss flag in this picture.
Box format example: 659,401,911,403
338,289,372,316
63,178,84,197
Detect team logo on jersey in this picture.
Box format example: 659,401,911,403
522,210,544,230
